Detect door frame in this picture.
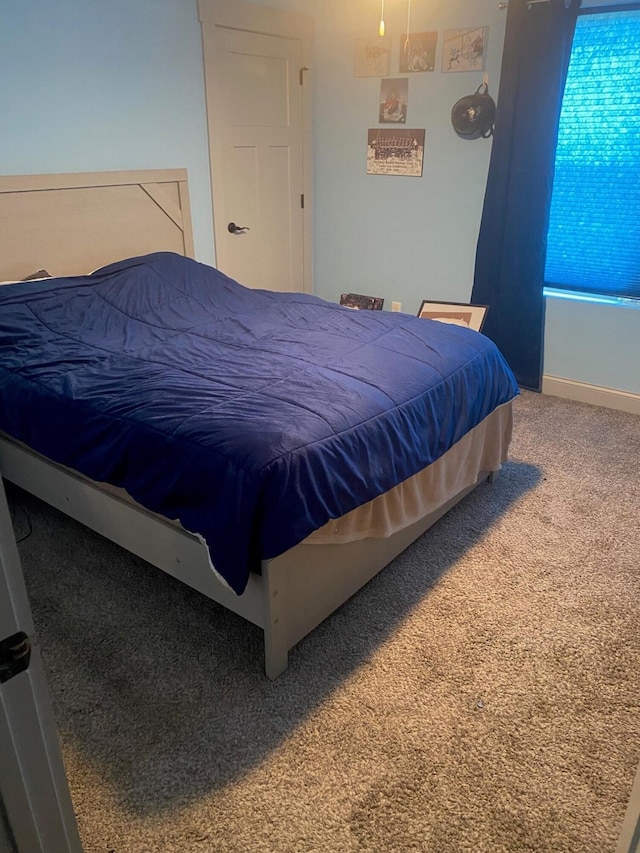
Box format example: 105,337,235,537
0,478,82,853
198,0,314,294
617,760,640,853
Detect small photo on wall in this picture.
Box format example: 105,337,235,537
399,32,437,73
442,27,488,72
379,78,408,124
354,36,391,77
366,128,425,177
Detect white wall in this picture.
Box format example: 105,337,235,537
1,0,638,399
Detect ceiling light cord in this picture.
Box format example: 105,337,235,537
404,0,412,56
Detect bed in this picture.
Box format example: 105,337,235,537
0,169,519,678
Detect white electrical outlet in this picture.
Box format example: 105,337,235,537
391,301,402,312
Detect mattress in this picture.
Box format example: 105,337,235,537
0,252,519,593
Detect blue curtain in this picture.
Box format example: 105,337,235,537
471,0,581,391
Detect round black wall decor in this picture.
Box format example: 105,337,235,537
451,82,496,140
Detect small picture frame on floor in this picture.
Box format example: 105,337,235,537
417,300,488,332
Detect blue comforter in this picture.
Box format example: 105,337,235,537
0,253,518,593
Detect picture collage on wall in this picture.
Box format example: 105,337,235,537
358,27,489,176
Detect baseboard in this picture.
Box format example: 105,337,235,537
542,375,640,416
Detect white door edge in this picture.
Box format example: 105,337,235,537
0,478,83,853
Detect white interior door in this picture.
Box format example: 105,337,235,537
0,478,82,853
199,0,313,293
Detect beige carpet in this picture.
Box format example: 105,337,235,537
9,390,640,852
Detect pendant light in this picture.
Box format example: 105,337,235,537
379,0,413,48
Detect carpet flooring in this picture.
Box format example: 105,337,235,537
8,390,640,852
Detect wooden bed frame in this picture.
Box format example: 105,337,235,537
0,169,511,679
0,169,194,280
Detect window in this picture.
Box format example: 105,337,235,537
544,7,640,301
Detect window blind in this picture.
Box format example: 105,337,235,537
544,9,640,300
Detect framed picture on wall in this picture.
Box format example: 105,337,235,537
366,128,425,177
417,300,488,332
399,31,438,73
379,78,409,123
442,27,488,73
354,37,391,77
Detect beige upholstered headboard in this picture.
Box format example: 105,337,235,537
0,169,195,281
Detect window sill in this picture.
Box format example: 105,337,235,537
543,287,640,310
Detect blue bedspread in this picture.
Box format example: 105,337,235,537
0,253,518,593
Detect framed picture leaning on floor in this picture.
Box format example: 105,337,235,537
417,300,488,332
